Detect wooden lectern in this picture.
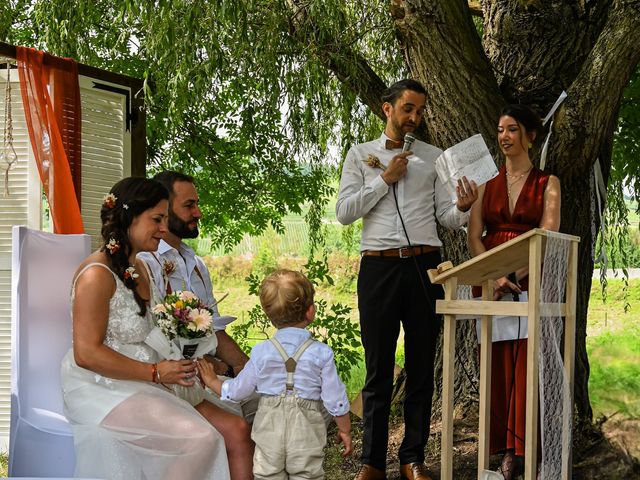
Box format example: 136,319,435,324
427,228,579,480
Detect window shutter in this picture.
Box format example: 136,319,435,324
78,76,132,250
0,72,41,445
0,66,139,448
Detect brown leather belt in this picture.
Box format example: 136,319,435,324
361,245,439,258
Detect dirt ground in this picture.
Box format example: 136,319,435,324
323,412,640,479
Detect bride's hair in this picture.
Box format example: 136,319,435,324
100,177,169,315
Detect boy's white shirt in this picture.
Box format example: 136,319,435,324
220,327,350,417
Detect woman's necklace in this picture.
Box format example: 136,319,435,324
506,166,533,202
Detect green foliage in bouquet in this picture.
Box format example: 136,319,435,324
231,258,362,382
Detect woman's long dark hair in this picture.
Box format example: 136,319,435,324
100,177,169,315
500,104,544,151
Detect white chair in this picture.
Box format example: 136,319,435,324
481,471,505,480
9,226,91,477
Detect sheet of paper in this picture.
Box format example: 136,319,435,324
435,134,498,201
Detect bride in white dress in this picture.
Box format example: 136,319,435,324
61,177,231,480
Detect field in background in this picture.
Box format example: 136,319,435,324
193,198,640,265
587,279,640,417
207,249,640,418
195,197,639,417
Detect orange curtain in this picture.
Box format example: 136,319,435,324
16,46,84,234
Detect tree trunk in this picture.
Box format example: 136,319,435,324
392,0,503,149
294,0,640,443
383,0,640,429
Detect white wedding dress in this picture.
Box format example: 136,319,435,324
60,262,230,480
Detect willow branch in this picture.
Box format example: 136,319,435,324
284,0,388,120
550,0,640,179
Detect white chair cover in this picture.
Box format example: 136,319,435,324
9,226,91,477
480,470,504,480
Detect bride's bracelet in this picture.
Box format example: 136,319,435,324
151,363,160,383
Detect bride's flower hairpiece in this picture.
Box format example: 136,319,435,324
103,193,117,209
105,238,121,255
363,154,386,171
124,266,139,281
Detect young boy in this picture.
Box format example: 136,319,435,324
198,269,352,479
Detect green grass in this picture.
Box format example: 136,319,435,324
209,256,640,418
626,199,639,226
587,328,640,417
586,279,640,417
0,451,7,476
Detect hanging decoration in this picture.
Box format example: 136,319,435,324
1,58,18,196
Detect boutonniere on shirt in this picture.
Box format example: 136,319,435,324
161,259,177,294
363,154,386,171
162,259,177,278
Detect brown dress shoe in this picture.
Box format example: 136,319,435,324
400,462,433,480
353,464,387,480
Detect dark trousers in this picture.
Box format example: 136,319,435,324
357,252,443,469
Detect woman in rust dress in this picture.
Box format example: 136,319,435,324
467,104,561,480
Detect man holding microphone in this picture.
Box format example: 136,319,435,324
336,79,477,480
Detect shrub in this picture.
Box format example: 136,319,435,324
230,257,362,382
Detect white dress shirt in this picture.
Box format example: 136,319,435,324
336,133,469,251
139,240,226,331
220,328,350,417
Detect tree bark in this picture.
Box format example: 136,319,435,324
288,0,640,437
481,0,612,108
391,0,503,148
547,0,640,420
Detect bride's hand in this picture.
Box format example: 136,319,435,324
493,275,521,301
157,359,197,386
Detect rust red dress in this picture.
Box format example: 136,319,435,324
479,164,550,456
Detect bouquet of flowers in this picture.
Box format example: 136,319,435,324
145,290,218,406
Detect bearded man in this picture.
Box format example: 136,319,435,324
336,79,478,480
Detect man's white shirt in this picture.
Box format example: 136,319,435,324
139,239,226,331
336,133,470,251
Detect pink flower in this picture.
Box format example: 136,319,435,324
152,304,167,315
179,291,198,302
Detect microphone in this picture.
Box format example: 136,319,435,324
508,272,520,302
402,133,416,153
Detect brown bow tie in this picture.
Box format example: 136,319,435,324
385,138,403,150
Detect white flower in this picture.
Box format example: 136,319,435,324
125,266,139,280
102,193,117,208
187,308,212,332
105,238,120,254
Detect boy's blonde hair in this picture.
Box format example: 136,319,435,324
259,269,315,328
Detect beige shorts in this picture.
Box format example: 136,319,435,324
252,394,327,480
